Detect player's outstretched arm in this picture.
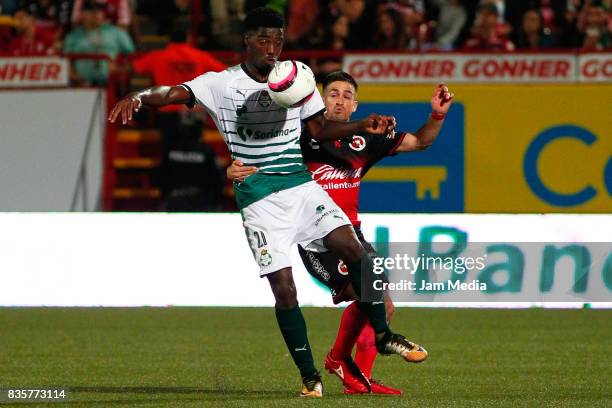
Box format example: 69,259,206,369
396,83,454,152
108,85,192,125
307,113,396,141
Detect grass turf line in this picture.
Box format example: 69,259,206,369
0,307,610,407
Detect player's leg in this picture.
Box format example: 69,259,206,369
323,226,390,335
324,226,429,362
353,295,402,395
355,292,395,379
266,267,322,397
298,245,370,393
242,198,322,397
296,181,423,361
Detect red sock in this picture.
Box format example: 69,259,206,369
355,323,377,379
330,301,368,360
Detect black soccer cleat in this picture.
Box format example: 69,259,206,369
376,331,428,363
300,370,323,397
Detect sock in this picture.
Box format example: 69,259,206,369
345,254,389,334
330,301,368,360
355,323,378,379
275,305,317,377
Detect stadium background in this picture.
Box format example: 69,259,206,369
0,1,611,406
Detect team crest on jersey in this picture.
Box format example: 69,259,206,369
257,90,272,108
259,248,272,267
349,136,366,151
316,204,325,214
337,260,349,276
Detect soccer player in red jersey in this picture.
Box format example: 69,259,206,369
228,71,454,395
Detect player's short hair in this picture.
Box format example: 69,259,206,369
322,71,358,93
243,7,285,33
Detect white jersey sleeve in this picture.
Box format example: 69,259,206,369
182,71,225,114
300,88,325,121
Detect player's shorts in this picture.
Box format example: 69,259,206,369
241,180,351,276
298,226,379,303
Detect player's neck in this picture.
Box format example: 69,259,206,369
242,62,268,83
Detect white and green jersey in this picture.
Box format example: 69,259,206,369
182,64,325,209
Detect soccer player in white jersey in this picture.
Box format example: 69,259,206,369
109,7,422,398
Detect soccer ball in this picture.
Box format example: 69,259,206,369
267,60,316,108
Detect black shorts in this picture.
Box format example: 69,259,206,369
298,226,379,300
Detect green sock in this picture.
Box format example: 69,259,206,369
275,305,316,377
346,254,390,334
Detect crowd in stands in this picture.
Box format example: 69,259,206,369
1,1,610,59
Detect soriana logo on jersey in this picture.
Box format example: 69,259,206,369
357,102,465,213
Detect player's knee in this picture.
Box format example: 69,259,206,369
268,268,298,308
274,285,297,308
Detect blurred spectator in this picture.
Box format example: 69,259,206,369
284,0,318,48
514,8,555,49
330,14,350,50
385,0,424,49
131,29,226,103
132,28,226,211
371,7,407,49
429,0,467,50
7,7,55,55
71,0,131,30
0,4,16,52
555,0,584,46
478,0,512,36
579,0,610,50
0,0,17,15
209,0,245,49
331,0,377,49
463,3,515,51
26,0,73,34
63,2,134,85
537,0,557,32
135,0,182,35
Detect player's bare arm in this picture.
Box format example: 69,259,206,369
227,160,258,183
306,113,396,141
108,85,192,125
396,83,454,152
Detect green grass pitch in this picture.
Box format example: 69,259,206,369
1,307,610,407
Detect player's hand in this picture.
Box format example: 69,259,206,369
431,83,454,115
227,160,258,183
108,93,142,125
361,113,397,135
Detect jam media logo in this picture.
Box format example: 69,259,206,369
357,102,464,212
524,125,612,207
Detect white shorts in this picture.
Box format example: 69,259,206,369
241,180,351,276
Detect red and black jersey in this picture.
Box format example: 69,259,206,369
300,130,406,226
